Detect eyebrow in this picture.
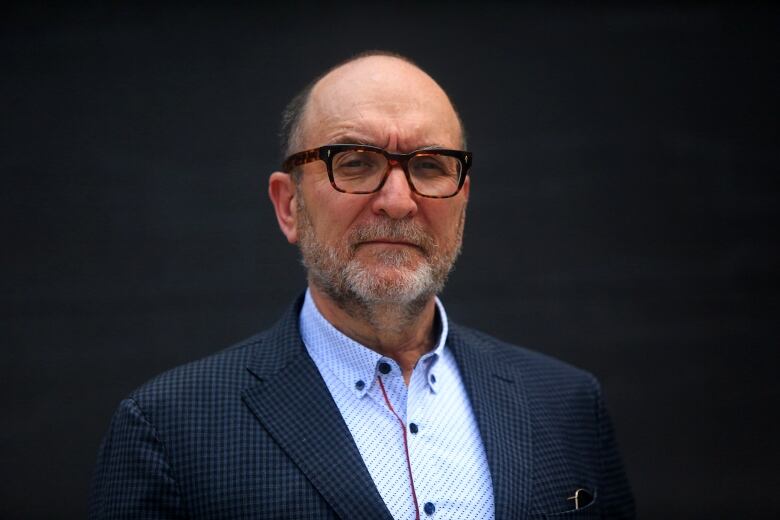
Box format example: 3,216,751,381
327,136,448,152
329,136,373,146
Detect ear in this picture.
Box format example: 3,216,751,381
268,172,299,244
461,174,471,201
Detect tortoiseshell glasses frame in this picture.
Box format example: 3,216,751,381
281,144,472,199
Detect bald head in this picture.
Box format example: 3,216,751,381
280,52,466,161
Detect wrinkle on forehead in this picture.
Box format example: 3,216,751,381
318,114,451,152
300,56,462,151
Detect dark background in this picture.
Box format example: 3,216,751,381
2,2,778,518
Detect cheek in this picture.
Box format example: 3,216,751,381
309,196,367,242
423,203,465,240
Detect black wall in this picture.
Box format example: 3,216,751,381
2,3,778,518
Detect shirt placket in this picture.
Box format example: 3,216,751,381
408,359,443,518
377,360,432,520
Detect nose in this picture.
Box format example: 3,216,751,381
371,164,418,219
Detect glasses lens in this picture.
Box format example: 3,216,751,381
409,153,462,197
332,149,387,193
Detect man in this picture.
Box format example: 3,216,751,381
90,51,634,519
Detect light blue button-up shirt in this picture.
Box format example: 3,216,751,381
300,289,495,519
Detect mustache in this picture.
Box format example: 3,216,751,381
349,219,437,255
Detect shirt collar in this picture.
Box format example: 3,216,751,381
300,288,449,398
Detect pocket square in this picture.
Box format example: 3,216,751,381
567,488,594,510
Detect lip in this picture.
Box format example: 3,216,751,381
360,239,416,246
357,240,421,250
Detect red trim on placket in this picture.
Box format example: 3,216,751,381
377,376,420,520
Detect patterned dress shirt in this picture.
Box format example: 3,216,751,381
300,289,495,519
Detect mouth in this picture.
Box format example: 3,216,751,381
356,240,425,253
348,219,433,256
361,239,416,246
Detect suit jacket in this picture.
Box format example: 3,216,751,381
89,296,634,519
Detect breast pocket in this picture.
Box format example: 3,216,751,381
531,490,600,519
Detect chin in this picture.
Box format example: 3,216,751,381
357,247,423,270
344,261,436,305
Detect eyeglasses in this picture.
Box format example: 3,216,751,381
281,144,472,198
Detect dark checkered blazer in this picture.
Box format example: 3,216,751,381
89,296,634,519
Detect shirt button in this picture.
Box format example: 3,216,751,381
430,374,437,384
355,380,365,390
409,423,418,434
424,502,436,515
378,362,391,374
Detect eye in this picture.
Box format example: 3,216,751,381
411,155,457,178
341,158,372,168
335,151,380,170
417,159,446,171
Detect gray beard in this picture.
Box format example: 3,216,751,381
295,192,464,326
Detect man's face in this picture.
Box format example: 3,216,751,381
289,57,469,307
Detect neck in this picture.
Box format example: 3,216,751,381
308,283,438,384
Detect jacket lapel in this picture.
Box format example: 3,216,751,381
448,325,533,520
241,300,393,520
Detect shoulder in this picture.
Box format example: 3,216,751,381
128,331,267,410
448,322,601,397
128,298,304,410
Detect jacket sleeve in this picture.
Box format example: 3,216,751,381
89,397,185,519
593,380,636,519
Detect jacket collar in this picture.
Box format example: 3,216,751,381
447,323,533,519
242,296,533,520
242,295,394,519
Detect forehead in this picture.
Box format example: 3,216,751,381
301,57,462,151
